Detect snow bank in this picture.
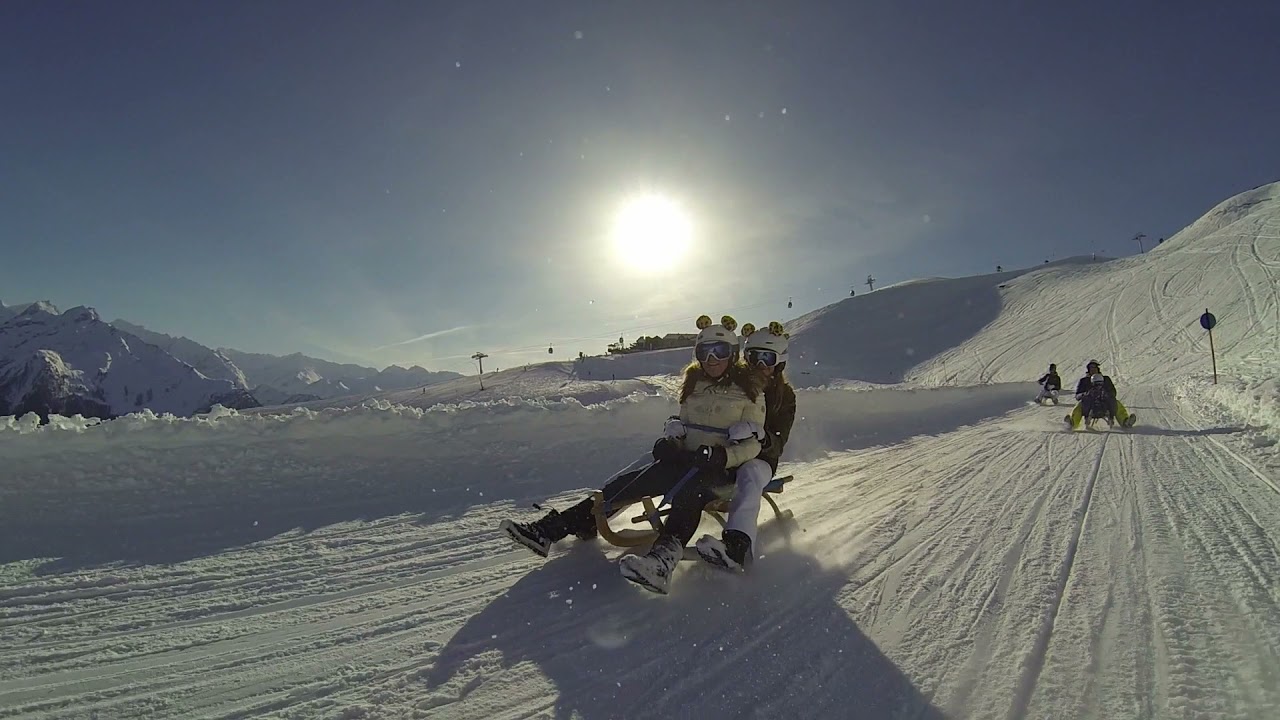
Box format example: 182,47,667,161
0,384,1031,568
1177,374,1280,456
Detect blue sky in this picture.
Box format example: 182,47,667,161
2,1,1277,373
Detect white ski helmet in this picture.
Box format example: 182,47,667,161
742,320,789,367
694,314,740,361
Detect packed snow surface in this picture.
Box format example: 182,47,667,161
1,182,1278,719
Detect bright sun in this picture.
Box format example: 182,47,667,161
610,194,693,272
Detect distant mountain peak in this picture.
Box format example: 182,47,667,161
17,300,59,318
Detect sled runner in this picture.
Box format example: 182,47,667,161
589,474,795,553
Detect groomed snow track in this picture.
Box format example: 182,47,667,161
1,385,1277,719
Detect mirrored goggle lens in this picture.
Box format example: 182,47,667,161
746,349,779,367
695,341,734,362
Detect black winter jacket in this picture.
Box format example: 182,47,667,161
1075,375,1117,398
758,379,797,473
1038,372,1062,390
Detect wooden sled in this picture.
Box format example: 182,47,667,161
589,474,796,551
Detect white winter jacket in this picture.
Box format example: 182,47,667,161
677,375,766,469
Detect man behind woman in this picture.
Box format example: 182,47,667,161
500,315,797,594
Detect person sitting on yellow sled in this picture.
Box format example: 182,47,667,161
1066,360,1137,429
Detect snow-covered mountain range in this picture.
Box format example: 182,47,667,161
0,304,257,419
0,304,461,420
109,320,461,406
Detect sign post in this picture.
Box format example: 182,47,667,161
1199,310,1218,384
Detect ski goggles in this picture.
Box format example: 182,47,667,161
695,340,735,362
745,348,780,368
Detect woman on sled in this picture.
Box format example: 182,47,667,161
694,321,797,573
499,314,766,594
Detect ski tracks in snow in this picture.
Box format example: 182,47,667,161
800,388,1279,719
0,509,539,719
2,387,1279,719
1028,388,1280,719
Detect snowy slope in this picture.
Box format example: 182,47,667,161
778,257,1107,387
0,304,255,419
908,182,1279,388
110,319,250,389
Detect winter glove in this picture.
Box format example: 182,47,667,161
663,417,687,439
652,437,683,463
729,419,770,451
693,445,728,472
728,420,765,444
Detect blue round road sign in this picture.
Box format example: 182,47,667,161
1200,311,1217,330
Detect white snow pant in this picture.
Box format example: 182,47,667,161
724,458,774,546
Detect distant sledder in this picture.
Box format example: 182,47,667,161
1064,360,1136,430
1036,363,1062,405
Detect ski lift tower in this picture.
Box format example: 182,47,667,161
1134,233,1147,254
865,274,876,292
471,351,489,390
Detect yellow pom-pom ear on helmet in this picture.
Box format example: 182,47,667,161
721,315,737,333
741,323,756,337
743,319,790,365
696,314,713,330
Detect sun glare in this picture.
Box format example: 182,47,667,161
610,194,693,272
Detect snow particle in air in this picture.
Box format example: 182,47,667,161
455,61,462,68
574,30,584,39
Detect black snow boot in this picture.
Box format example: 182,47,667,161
500,510,571,558
695,529,752,572
500,498,599,558
559,497,599,541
